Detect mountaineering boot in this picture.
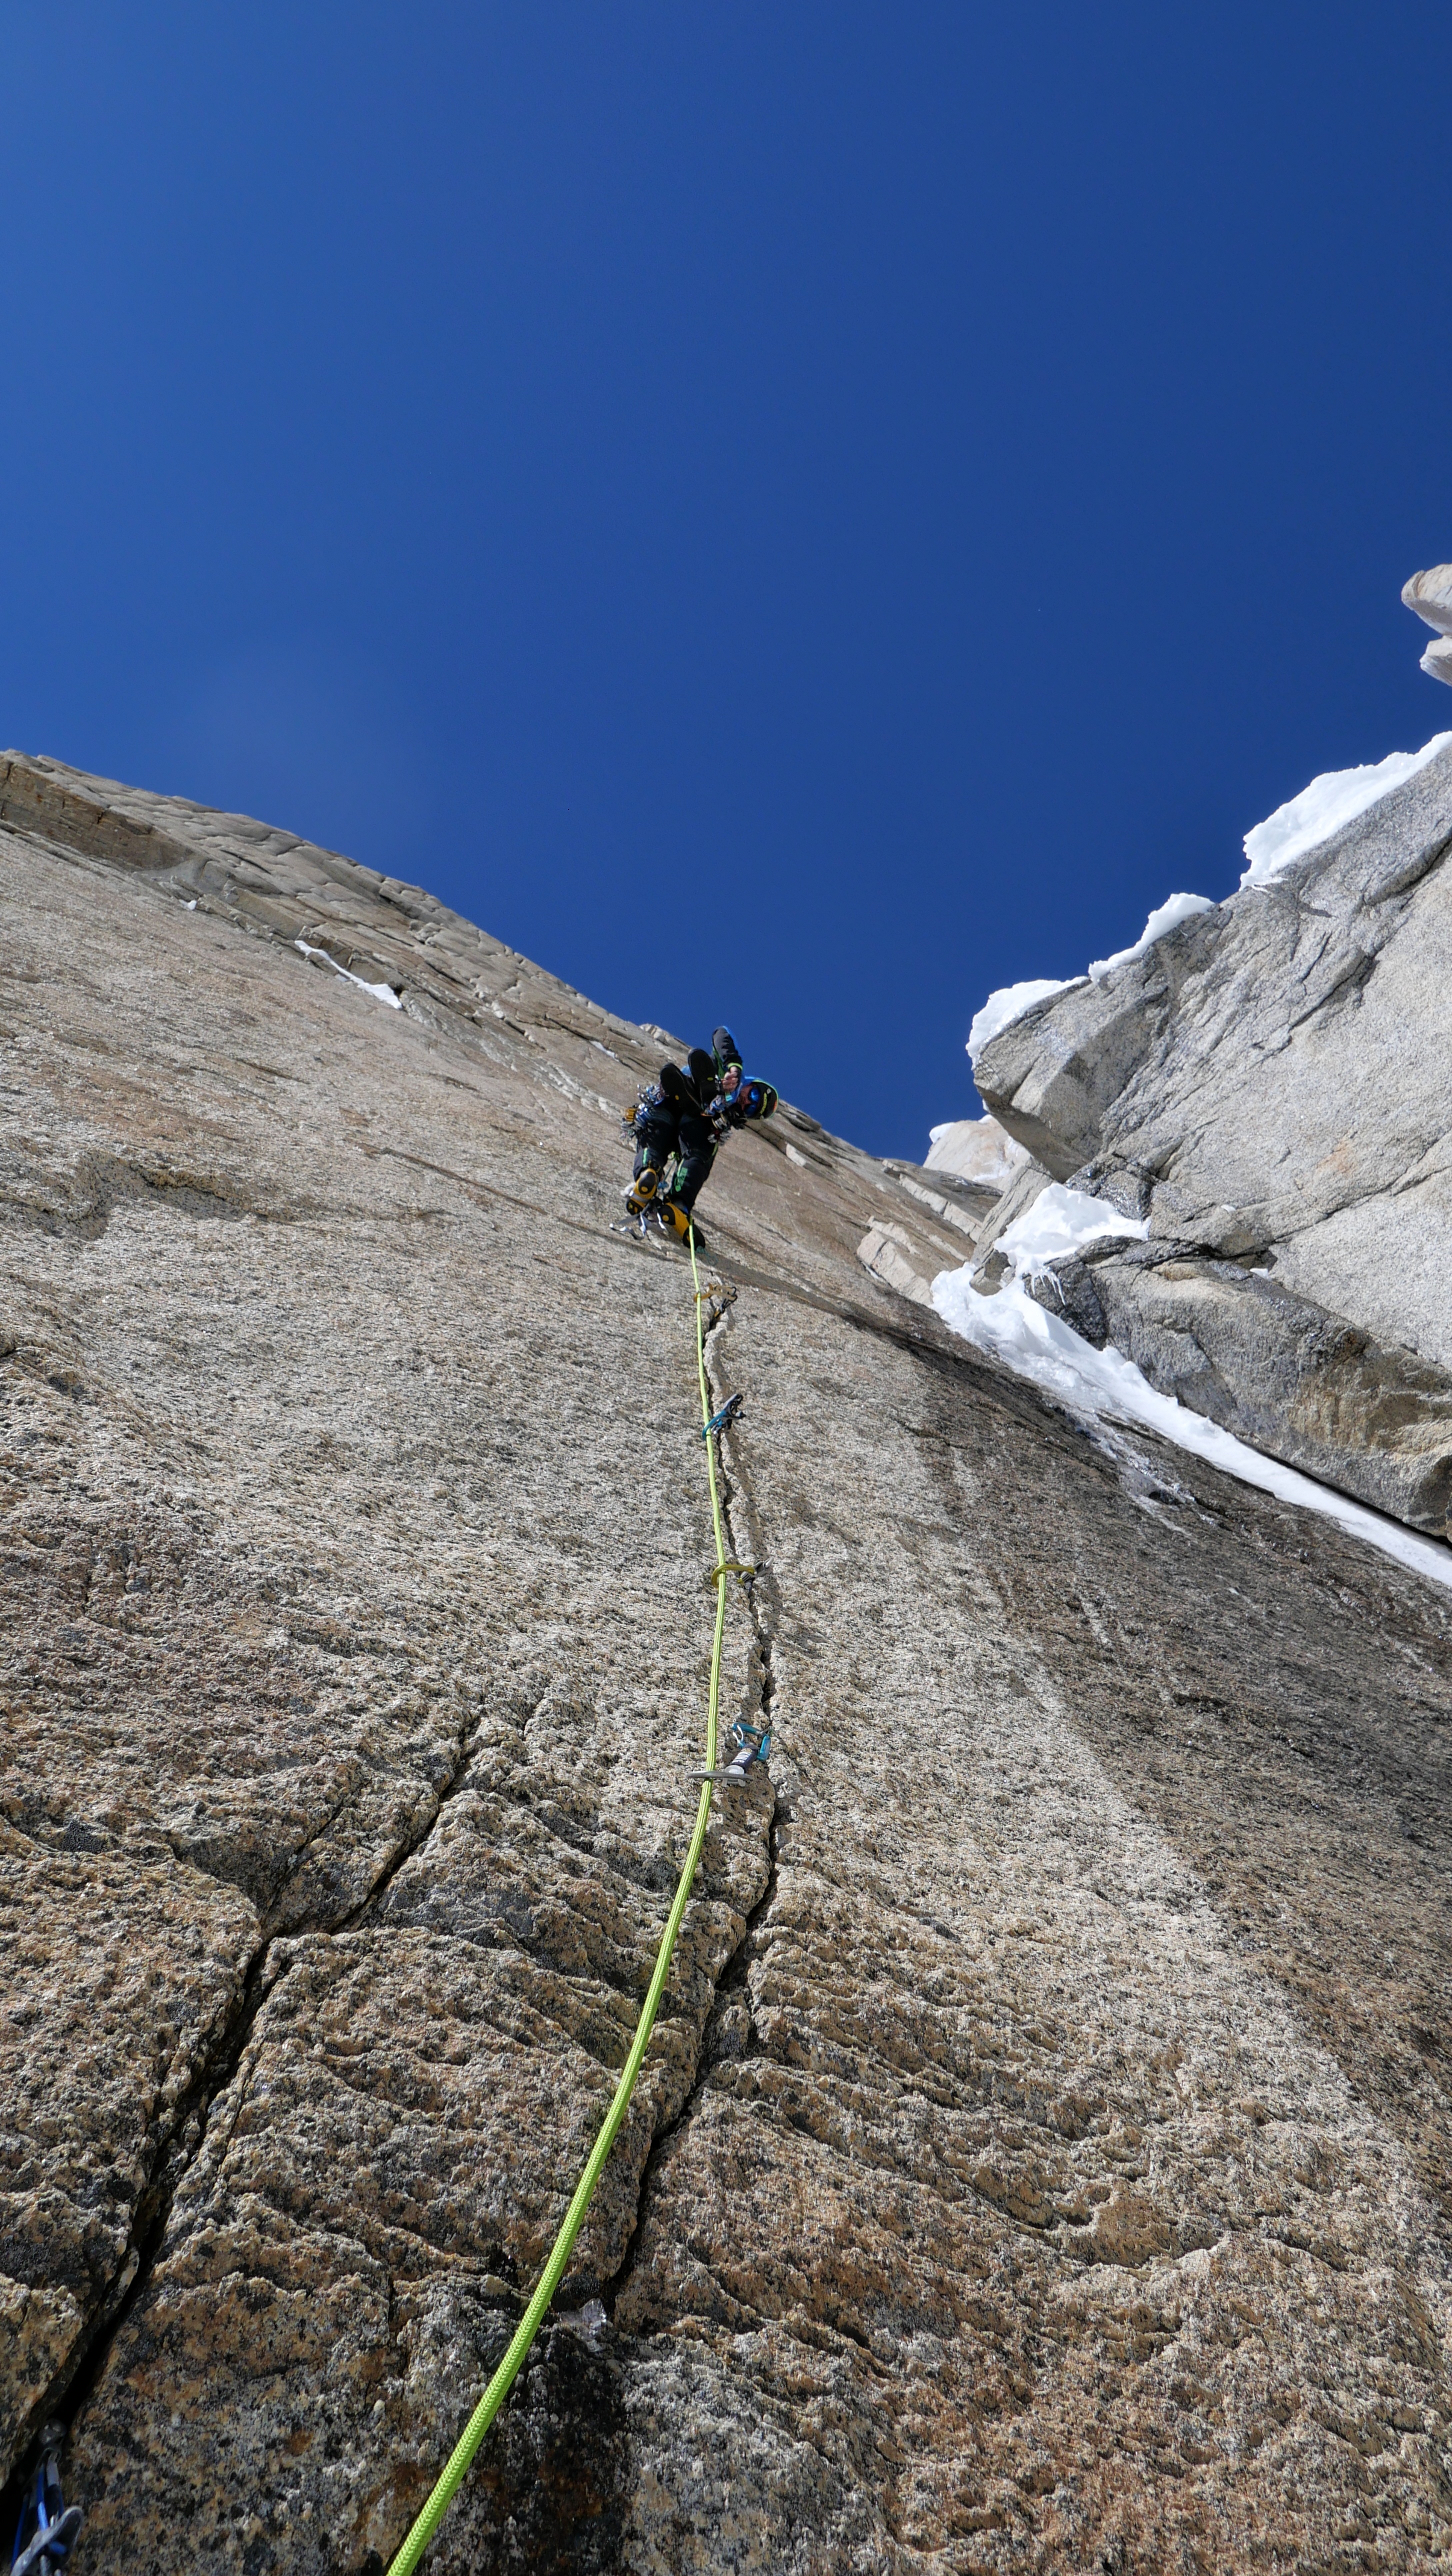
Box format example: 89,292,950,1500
624,1168,659,1216
657,1200,700,1246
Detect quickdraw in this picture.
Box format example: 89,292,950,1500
10,2424,82,2576
692,1718,771,1787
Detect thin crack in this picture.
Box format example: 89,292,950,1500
6,1700,491,2504
258,1774,368,1929
16,1284,782,2533
331,1700,488,1936
0,1928,280,2524
601,1794,783,2329
598,1292,786,2322
704,1294,784,1792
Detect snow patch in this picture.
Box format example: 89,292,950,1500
967,978,1082,1066
932,1258,1452,1594
296,938,403,1010
998,1182,1148,1278
1086,891,1215,984
964,730,1452,1080
1240,732,1452,889
925,1116,1029,1190
966,895,1215,1066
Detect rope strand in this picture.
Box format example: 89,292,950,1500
383,1224,728,2575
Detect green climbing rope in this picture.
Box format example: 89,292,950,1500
383,1225,730,2576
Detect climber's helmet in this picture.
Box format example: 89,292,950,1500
738,1078,778,1122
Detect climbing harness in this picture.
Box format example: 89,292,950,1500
9,2425,82,2576
382,1221,749,2576
700,1392,744,1440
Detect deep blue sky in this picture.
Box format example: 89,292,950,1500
4,5,1450,1156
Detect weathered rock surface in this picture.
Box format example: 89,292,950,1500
1404,566,1452,642
856,1162,990,1308
4,750,1452,2572
973,736,1452,1534
924,1116,1030,1192
1402,566,1452,688
1024,1241,1452,1534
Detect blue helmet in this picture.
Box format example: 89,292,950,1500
737,1078,778,1122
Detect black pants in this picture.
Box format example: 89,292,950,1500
634,1056,720,1214
633,1046,726,1206
634,1105,717,1212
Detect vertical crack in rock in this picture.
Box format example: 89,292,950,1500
328,1698,488,1936
602,1790,784,2331
0,1929,277,2532
4,1701,493,2512
602,1293,784,2324
701,1300,784,1960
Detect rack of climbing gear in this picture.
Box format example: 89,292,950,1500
622,1078,664,1140
382,1220,756,2576
9,2424,82,2576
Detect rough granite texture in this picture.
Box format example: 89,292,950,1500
972,738,1452,1534
3,750,1452,2573
1022,1242,1452,1536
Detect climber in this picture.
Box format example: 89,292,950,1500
9,2424,82,2576
623,1026,778,1240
